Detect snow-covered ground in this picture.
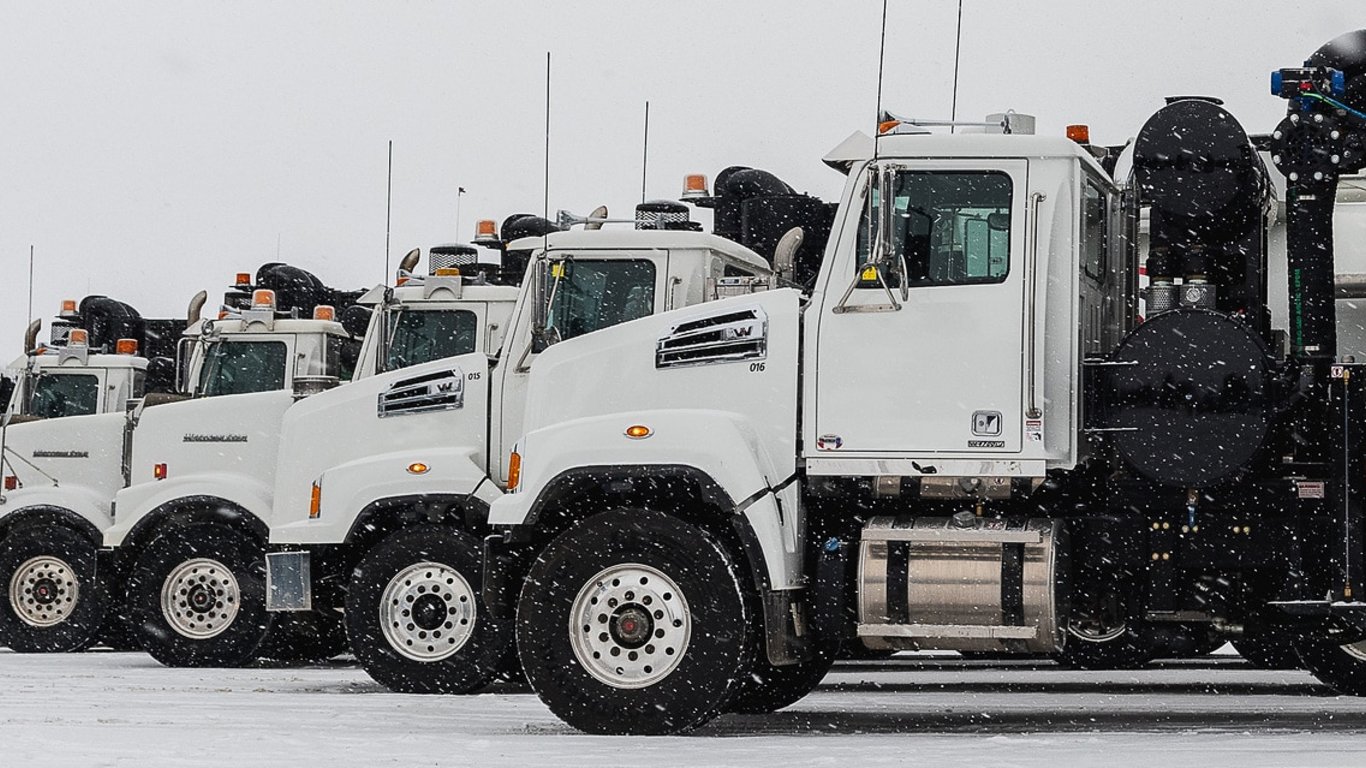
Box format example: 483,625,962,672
3,651,1366,767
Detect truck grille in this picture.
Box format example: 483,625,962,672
378,368,465,417
655,307,768,369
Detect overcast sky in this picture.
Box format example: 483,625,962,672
0,1,1357,360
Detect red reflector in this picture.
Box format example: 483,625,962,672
153,463,168,481
3,476,16,491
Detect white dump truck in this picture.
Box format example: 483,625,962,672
0,265,359,654
263,199,800,693
484,38,1366,734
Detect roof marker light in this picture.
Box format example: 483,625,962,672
313,305,335,322
115,338,139,355
474,219,500,245
60,299,78,316
68,328,89,347
1066,124,1091,144
251,289,277,310
681,173,710,199
235,272,252,286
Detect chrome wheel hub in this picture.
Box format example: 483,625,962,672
379,562,476,663
569,563,691,689
9,556,80,628
161,558,240,640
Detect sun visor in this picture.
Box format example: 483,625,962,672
822,131,875,175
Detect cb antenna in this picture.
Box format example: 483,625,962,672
873,0,889,160
641,101,651,204
543,52,552,220
384,140,393,282
950,0,964,133
27,245,34,326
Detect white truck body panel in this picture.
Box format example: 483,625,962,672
0,412,127,530
488,289,803,588
104,389,296,546
267,350,493,545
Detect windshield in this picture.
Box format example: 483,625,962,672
197,340,288,397
546,259,656,342
27,372,100,418
384,309,480,371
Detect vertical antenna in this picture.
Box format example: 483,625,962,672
950,0,964,133
27,245,34,324
543,52,552,220
873,0,889,159
641,101,650,204
384,140,393,281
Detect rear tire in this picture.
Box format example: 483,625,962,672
0,525,107,653
1297,634,1366,696
345,525,508,694
517,509,751,735
128,523,268,667
726,649,833,714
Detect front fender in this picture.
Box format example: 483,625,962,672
0,486,113,534
488,408,802,589
104,473,274,547
270,445,493,546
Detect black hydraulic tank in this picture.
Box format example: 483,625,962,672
1097,308,1274,488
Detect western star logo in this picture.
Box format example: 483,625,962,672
33,450,89,459
183,434,248,443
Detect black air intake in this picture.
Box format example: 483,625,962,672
78,296,145,353
1133,98,1271,337
691,166,833,286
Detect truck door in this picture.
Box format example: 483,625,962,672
813,161,1029,457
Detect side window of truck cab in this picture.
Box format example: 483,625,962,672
856,171,1013,287
545,259,657,342
28,372,100,418
384,309,480,371
197,340,288,397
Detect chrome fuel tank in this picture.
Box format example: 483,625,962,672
857,514,1067,653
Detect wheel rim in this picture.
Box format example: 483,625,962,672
8,556,80,628
1067,620,1127,644
569,563,691,689
379,562,477,662
160,558,241,640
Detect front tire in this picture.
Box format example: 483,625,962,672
0,525,107,652
1297,633,1366,696
517,509,752,735
128,523,268,667
345,525,508,693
